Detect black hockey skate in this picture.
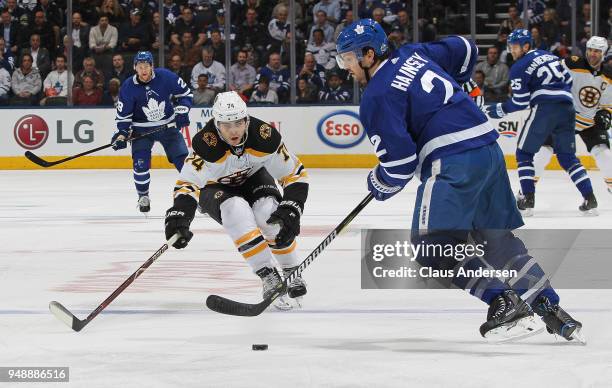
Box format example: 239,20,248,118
578,192,598,216
282,266,307,308
255,267,291,311
479,290,542,342
138,195,151,214
516,192,535,217
532,296,585,344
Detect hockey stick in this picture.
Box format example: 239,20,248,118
206,193,374,316
49,234,180,332
24,124,173,168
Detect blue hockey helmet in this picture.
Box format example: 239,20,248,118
507,29,532,47
133,51,154,66
336,19,388,68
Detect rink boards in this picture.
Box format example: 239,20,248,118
0,106,594,169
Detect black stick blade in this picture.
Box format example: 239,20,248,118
205,295,271,317
24,151,55,167
49,301,86,332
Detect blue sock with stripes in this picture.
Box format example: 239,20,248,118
557,153,593,197
516,149,536,194
133,155,151,197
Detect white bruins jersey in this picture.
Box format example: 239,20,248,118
174,116,307,203
563,56,612,130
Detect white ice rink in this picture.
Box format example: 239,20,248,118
1,168,611,388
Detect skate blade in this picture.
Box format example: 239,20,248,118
570,327,587,345
484,315,545,343
291,296,304,309
519,208,534,217
272,296,293,311
580,208,598,217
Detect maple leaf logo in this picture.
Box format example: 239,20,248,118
142,98,166,122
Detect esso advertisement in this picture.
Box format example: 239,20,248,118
317,110,366,148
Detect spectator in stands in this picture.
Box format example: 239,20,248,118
101,77,121,107
475,46,509,103
89,14,118,56
243,43,262,69
0,37,15,73
5,0,27,23
577,2,590,42
61,12,90,71
123,0,151,23
319,70,351,103
33,0,62,41
207,8,236,41
309,10,335,44
530,26,548,50
169,31,201,68
73,74,102,106
10,53,40,105
75,56,104,89
40,54,71,106
250,75,278,104
236,8,266,57
193,73,216,105
0,65,10,105
495,27,513,66
97,0,125,27
1,8,19,54
190,46,225,92
20,33,51,79
162,0,180,25
229,49,256,98
388,25,407,50
267,4,290,51
313,0,341,25
30,10,54,53
499,4,524,34
297,52,325,91
254,52,289,103
306,29,337,70
371,8,392,35
170,6,205,48
473,69,485,91
334,9,353,40
167,54,191,85
540,8,560,48
150,11,168,51
393,9,412,43
73,0,99,26
118,8,149,53
296,76,318,104
207,29,225,64
104,53,132,88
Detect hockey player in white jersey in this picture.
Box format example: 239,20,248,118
164,92,308,309
531,36,612,194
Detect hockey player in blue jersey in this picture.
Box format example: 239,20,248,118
112,51,193,213
485,29,598,216
336,19,584,342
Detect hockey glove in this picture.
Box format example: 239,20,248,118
484,103,506,119
267,200,302,246
165,207,194,249
367,165,403,201
594,109,611,131
175,105,190,128
111,129,130,150
462,79,484,111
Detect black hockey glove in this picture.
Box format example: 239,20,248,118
111,129,130,150
165,207,194,249
594,109,611,131
267,200,302,246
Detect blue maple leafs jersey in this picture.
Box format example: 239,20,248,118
360,42,497,186
502,49,573,114
413,35,479,84
116,68,194,132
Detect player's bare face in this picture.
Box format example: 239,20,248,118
219,119,247,146
135,62,153,83
337,51,367,85
586,48,603,69
509,43,525,60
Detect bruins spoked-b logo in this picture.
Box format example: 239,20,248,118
579,86,601,108
259,124,272,140
203,132,218,147
214,190,224,199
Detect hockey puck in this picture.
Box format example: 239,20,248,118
252,344,268,351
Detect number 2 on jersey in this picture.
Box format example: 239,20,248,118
420,70,453,104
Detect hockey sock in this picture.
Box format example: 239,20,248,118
252,197,300,268
220,197,275,272
133,154,151,197
516,149,536,195
533,145,553,183
591,144,612,191
557,153,593,197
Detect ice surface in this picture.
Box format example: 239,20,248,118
1,169,611,387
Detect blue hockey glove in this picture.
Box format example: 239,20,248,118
484,103,506,119
111,129,130,150
175,105,190,128
367,165,403,201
